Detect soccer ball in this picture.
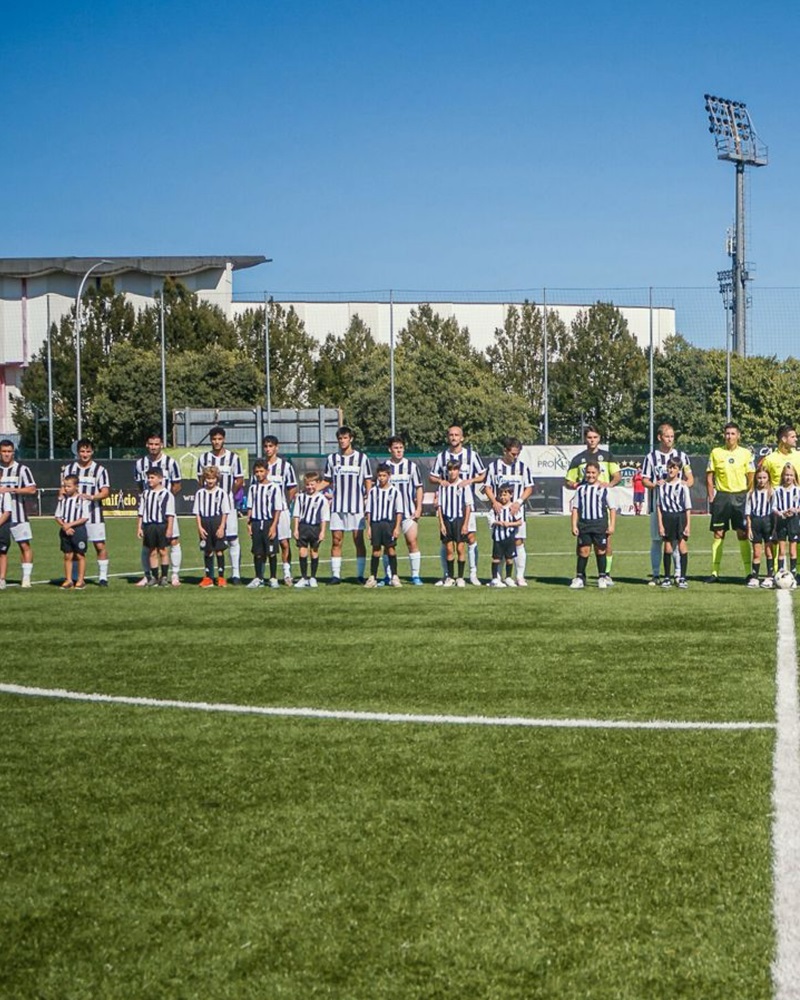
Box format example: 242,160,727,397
774,570,796,591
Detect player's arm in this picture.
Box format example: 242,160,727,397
684,506,691,538
564,462,580,490
268,508,280,539
571,505,579,536
166,513,174,539
195,511,207,538
136,514,144,539
682,461,695,488
515,484,533,513
461,502,472,535
706,470,715,503
607,507,616,535
318,501,329,544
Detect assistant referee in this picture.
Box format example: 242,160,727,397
706,421,755,583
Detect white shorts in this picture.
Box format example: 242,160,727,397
224,510,239,539
330,512,365,533
515,520,527,541
11,522,32,543
466,512,477,535
171,518,181,539
401,517,418,537
277,509,292,542
86,522,107,544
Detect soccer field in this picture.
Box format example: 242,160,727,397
1,515,794,999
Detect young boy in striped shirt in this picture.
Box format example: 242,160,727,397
293,472,330,589
489,484,523,588
137,468,175,587
194,465,232,588
570,460,615,590
437,459,473,587
364,463,403,588
246,459,284,589
55,475,90,590
0,491,11,590
656,457,691,588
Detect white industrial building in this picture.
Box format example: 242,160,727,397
0,256,676,437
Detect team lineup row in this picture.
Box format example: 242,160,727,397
1,420,799,590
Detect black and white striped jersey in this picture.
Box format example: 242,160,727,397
61,460,110,524
293,491,330,526
322,450,372,515
571,483,610,522
195,449,243,496
139,488,176,524
431,446,485,484
54,494,90,526
385,458,422,515
772,485,800,515
246,482,284,521
366,484,402,522
134,454,181,492
489,504,520,541
438,482,474,521
485,457,534,505
0,460,36,524
641,448,692,485
657,480,691,514
746,489,773,518
259,457,297,504
193,485,233,519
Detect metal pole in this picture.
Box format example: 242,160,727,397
726,305,732,421
648,287,654,452
159,291,168,443
74,260,109,440
542,288,549,445
46,294,54,459
389,290,396,435
734,161,746,356
264,293,272,434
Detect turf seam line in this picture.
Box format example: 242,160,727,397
0,683,775,731
772,591,800,1000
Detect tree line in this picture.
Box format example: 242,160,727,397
14,278,800,453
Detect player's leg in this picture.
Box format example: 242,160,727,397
467,512,480,584
329,524,344,583
575,541,590,583
75,552,87,588
278,510,292,585
404,518,422,583
648,507,662,583
0,550,7,587
14,526,33,588
62,549,73,589
226,510,241,582
353,527,367,582
168,516,182,585
456,539,467,583
595,541,609,581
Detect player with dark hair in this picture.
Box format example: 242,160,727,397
706,422,755,583
384,436,424,584
430,425,485,585
321,426,373,584
564,425,620,581
364,463,403,587
261,434,298,586
656,458,691,588
196,426,244,583
134,432,182,586
569,459,616,590
61,438,111,585
484,437,534,586
641,423,694,585
0,438,37,588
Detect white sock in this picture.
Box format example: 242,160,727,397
356,556,366,579
170,543,182,574
229,539,241,576
22,563,33,580
98,559,109,581
331,556,342,579
410,551,421,576
468,542,478,574
282,560,291,579
515,547,527,578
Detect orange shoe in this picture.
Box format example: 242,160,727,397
216,577,228,587
199,577,214,588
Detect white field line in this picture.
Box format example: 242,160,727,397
0,683,773,731
772,590,800,1000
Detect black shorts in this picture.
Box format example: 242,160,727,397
710,492,747,533
59,525,88,555
750,514,775,545
142,523,169,551
577,518,608,549
200,516,227,554
370,520,396,550
660,511,688,544
297,523,321,550
250,520,277,559
0,521,10,554
492,537,517,561
775,515,800,543
440,517,466,545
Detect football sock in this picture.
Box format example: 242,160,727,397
468,542,478,573
440,544,448,576
21,563,33,581
515,547,527,578
711,537,724,574
331,556,342,579
681,554,689,578
370,555,380,577
310,557,319,578
229,539,241,577
752,559,760,577
672,551,682,577
767,557,775,575
159,563,168,579
141,548,149,575
382,554,390,578
663,552,673,577
606,554,613,574
98,559,109,581
577,555,588,578
356,556,366,579
739,539,751,572
597,553,608,576
169,543,182,574
388,554,398,576
217,555,225,577
409,551,421,577
492,563,501,579
282,560,291,579
269,555,278,578
792,558,798,575
650,540,662,577
255,557,265,580
447,559,455,578
204,555,214,578
457,559,465,579
299,555,308,577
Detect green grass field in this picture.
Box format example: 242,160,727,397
0,515,784,998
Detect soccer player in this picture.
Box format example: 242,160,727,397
194,465,234,588
570,460,615,589
61,438,111,585
364,463,403,587
746,467,775,587
488,483,523,588
261,434,298,586
293,472,330,588
0,439,37,588
134,433,183,586
136,468,175,587
0,490,11,590
430,425,485,585
564,425,620,582
321,426,373,584
437,459,474,587
706,422,755,583
759,424,800,487
484,436,534,586
641,423,694,585
772,463,800,580
54,474,90,590
246,459,284,588
196,426,244,583
384,436,424,584
656,458,691,588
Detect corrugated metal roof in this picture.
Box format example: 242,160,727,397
0,255,268,278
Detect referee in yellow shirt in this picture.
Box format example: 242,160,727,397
706,422,755,582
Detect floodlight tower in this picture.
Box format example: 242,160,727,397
703,94,768,356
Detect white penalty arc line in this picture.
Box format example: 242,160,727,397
772,590,800,1000
0,683,773,731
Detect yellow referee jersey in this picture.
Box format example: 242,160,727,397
759,449,800,487
707,446,755,493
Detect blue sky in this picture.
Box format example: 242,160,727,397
3,0,799,299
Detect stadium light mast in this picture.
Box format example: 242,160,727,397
703,94,767,357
